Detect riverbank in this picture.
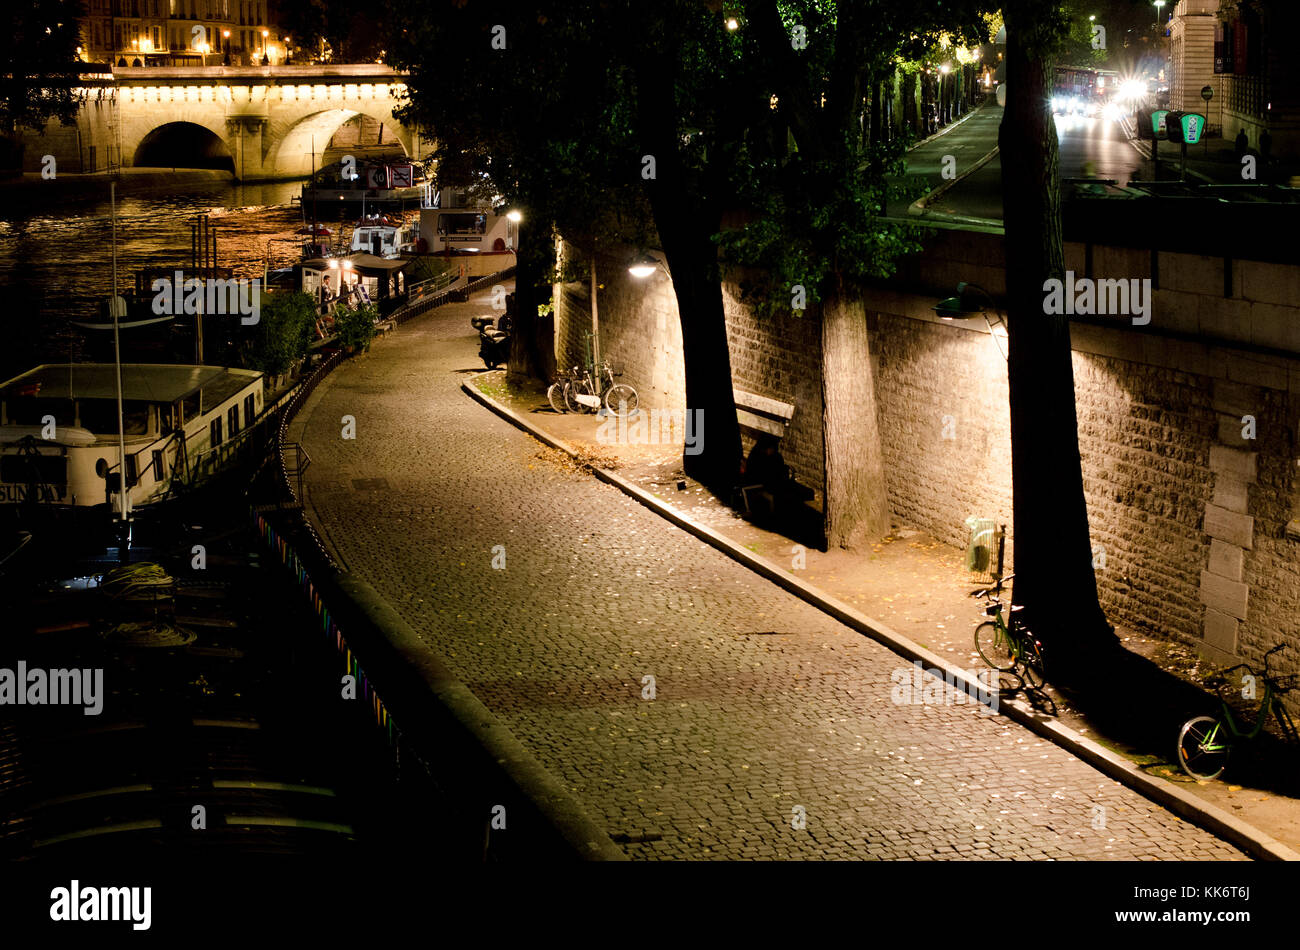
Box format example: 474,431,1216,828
0,167,237,196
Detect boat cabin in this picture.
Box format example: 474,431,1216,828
349,215,406,259
298,253,412,315
0,363,264,508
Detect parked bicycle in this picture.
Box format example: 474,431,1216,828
971,574,1046,690
547,360,638,416
547,365,581,414
1176,643,1300,780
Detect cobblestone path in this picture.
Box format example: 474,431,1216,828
291,287,1244,860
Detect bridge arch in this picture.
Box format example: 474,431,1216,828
133,121,235,172
265,108,415,180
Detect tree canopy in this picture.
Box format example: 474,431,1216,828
0,0,85,136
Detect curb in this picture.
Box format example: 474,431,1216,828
285,289,627,862
908,146,1002,222
332,569,630,862
463,375,1300,862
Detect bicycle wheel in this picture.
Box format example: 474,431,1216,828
547,381,569,414
1177,715,1230,780
975,622,1016,673
565,377,596,413
1019,637,1046,690
604,383,638,416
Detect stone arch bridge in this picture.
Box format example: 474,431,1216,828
35,65,426,181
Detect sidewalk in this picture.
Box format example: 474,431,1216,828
1122,117,1300,186
475,370,1300,856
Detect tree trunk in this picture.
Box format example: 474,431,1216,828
648,203,743,492
902,71,918,135
636,49,742,493
869,77,883,152
821,279,889,550
507,220,554,383
1000,1,1114,672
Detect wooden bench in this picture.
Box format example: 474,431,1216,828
734,388,796,513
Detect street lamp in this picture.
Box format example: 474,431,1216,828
932,282,1007,360
506,209,522,223
627,251,664,279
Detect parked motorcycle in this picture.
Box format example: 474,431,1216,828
470,314,512,369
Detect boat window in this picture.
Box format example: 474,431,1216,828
180,392,200,425
210,416,223,448
244,393,256,425
5,397,75,428
438,213,487,236
227,404,239,436
76,399,150,435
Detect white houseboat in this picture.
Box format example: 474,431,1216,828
411,189,517,255
0,363,265,509
300,160,430,210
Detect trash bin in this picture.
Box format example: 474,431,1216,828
964,517,1003,582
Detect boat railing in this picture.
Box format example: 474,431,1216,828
405,269,458,302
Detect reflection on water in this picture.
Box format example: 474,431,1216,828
0,177,386,376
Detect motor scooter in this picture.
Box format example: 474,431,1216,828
470,314,512,368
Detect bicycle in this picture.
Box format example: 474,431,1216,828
1176,643,1300,780
547,366,580,414
971,574,1046,690
558,360,639,416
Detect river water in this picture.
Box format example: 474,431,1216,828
0,169,404,378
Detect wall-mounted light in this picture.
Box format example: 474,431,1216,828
506,209,522,223
933,281,1007,360
628,251,663,279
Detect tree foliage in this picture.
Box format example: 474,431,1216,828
0,0,85,136
716,0,994,317
243,291,317,375
332,302,379,352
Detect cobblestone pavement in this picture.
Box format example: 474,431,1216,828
291,288,1244,860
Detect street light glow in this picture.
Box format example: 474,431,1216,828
725,17,739,30
506,209,522,223
628,252,660,279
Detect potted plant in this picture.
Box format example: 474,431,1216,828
333,303,380,354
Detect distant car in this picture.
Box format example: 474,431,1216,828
1051,92,1085,115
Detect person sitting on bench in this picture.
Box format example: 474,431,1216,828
743,435,814,511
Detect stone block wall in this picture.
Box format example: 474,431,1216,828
870,288,1300,679
553,239,685,413
872,310,1013,554
552,227,1300,690
722,281,824,494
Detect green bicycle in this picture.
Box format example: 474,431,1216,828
1176,643,1300,780
971,573,1046,690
